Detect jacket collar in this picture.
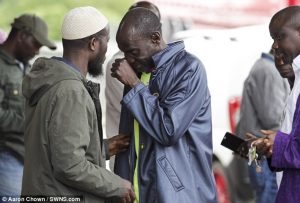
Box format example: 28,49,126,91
152,41,185,69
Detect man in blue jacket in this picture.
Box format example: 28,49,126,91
111,8,217,203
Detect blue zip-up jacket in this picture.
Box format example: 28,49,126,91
114,41,217,203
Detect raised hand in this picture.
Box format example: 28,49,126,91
111,58,140,87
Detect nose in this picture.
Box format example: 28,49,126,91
272,40,278,50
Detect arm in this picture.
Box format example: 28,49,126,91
122,61,209,146
48,87,133,199
272,131,300,169
271,95,300,169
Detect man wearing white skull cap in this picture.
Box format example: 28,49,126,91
21,6,135,203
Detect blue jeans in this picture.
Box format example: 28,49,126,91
248,160,277,203
0,151,23,196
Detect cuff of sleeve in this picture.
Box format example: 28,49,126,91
121,82,145,105
271,131,289,168
103,139,110,160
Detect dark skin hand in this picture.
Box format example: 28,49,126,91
251,130,276,158
120,179,136,203
111,58,140,87
107,134,130,157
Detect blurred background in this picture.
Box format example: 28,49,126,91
0,0,299,203
0,0,132,40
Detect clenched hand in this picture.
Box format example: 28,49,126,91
111,58,140,87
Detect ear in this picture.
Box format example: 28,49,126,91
89,37,98,51
150,31,161,45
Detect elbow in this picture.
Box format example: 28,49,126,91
53,161,82,183
53,167,74,182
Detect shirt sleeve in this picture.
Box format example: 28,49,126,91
122,61,210,146
271,95,300,169
48,86,126,198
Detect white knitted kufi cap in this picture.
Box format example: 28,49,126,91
61,6,108,40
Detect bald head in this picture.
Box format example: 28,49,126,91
270,6,300,30
117,8,161,40
269,6,300,65
129,1,161,20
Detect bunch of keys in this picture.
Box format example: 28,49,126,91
248,142,262,173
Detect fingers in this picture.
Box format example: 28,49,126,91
252,138,272,157
111,71,119,78
260,129,274,134
113,134,130,145
129,188,136,202
111,58,126,71
122,193,131,203
111,58,125,78
121,181,135,203
108,134,131,156
274,53,284,65
245,133,258,144
267,148,273,157
245,133,256,139
252,138,266,148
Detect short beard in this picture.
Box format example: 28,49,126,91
88,58,103,77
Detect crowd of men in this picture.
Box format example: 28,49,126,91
0,2,300,203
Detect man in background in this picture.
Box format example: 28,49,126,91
0,13,56,196
235,50,291,203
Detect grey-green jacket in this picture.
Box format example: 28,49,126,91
0,48,26,161
21,57,126,202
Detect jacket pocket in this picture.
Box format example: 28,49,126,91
158,156,184,191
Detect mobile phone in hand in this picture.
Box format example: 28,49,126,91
221,132,249,158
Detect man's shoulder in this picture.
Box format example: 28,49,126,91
0,58,22,81
55,79,86,94
250,58,281,80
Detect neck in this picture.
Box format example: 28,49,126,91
63,50,88,77
1,39,18,59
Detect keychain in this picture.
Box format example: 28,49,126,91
248,142,262,173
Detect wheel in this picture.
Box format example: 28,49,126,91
213,160,232,203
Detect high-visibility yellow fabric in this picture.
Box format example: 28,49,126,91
133,72,151,203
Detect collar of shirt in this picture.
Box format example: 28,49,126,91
261,52,274,62
151,41,184,70
292,54,300,72
52,56,81,74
